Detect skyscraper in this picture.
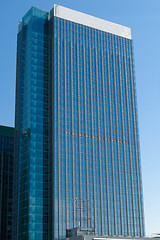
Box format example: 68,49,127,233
0,125,14,240
14,5,145,240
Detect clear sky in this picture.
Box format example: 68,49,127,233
0,0,159,236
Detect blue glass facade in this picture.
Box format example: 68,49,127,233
0,126,14,240
14,5,145,240
51,16,145,239
14,7,49,240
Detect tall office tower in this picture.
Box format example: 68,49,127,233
14,5,145,240
0,126,14,240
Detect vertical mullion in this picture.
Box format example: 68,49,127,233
89,40,95,231
83,28,89,228
107,34,116,235
64,29,67,235
77,28,81,228
57,19,60,238
120,37,129,236
70,36,74,229
123,38,134,236
112,35,122,235
94,32,102,235
101,31,108,235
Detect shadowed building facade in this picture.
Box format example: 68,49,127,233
0,126,14,240
14,5,145,240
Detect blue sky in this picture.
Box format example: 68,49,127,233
0,0,160,235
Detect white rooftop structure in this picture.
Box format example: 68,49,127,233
53,4,131,39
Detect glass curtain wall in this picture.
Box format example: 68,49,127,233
51,16,145,239
14,7,49,240
15,6,145,240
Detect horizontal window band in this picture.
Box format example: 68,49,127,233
66,131,129,144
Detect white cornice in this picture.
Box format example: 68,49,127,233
53,4,131,39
